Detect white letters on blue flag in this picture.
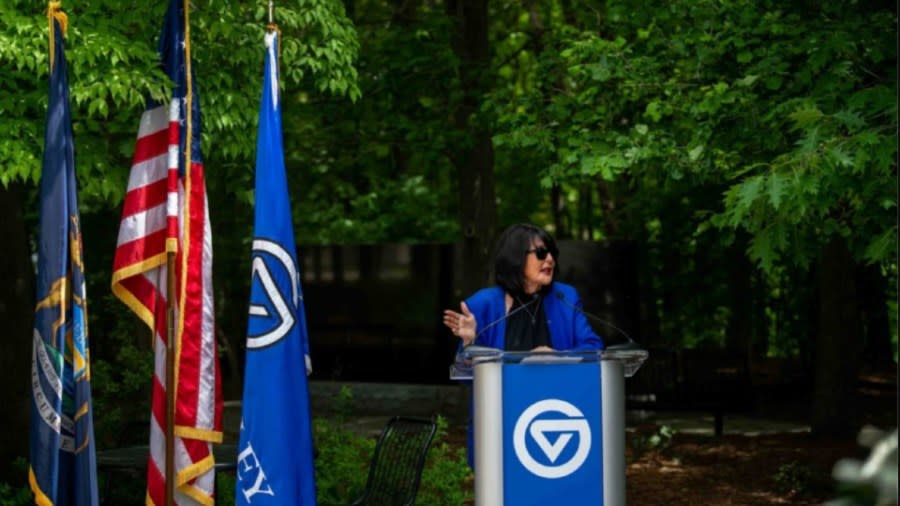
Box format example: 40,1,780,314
236,31,317,506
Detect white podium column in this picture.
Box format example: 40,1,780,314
474,359,503,505
601,359,626,506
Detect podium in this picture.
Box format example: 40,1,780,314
451,345,648,506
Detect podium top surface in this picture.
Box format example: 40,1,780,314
450,345,649,380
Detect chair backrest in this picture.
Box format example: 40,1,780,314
353,416,437,506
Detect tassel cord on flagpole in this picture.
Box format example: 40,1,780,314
163,1,196,504
180,0,194,406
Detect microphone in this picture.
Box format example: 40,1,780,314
470,294,539,343
554,291,638,348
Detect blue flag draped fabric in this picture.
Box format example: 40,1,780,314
29,6,99,506
236,31,317,505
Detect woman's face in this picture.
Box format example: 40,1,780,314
522,237,555,294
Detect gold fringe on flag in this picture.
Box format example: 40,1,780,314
47,1,68,69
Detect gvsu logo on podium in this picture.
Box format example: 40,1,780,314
513,399,592,479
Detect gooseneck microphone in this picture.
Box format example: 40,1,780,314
554,291,638,348
467,293,540,345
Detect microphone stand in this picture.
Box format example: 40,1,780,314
553,291,641,350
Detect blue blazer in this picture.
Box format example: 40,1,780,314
464,282,605,351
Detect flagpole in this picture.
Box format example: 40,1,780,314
167,1,194,503
165,252,176,506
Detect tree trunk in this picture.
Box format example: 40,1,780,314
447,0,497,295
811,237,863,437
0,183,34,481
726,238,753,357
857,263,893,369
578,184,593,240
802,263,818,379
634,216,661,347
658,211,682,342
636,269,661,347
551,184,565,238
595,179,623,239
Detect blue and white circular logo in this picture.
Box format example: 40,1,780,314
513,399,592,479
247,239,300,349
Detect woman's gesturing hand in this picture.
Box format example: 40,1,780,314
443,301,477,346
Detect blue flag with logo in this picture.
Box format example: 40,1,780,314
236,31,317,505
29,10,99,506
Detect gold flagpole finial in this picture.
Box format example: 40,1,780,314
266,0,280,54
47,1,68,69
266,0,280,59
266,23,281,58
48,1,68,33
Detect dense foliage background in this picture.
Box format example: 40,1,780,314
0,0,895,491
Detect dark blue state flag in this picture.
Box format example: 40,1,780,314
29,8,99,506
236,31,317,506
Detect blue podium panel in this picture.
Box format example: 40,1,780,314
502,361,603,505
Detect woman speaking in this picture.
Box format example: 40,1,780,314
443,222,604,353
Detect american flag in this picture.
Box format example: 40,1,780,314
111,0,222,504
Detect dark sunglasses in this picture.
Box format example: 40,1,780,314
526,246,552,260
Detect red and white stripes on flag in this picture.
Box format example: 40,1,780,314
112,97,223,506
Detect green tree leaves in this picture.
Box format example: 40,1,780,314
0,0,360,211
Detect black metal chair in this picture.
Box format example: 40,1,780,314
349,416,437,506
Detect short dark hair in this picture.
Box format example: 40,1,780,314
493,223,559,296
